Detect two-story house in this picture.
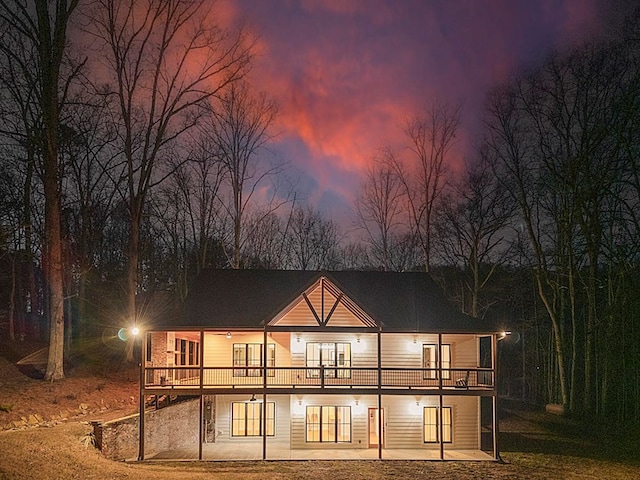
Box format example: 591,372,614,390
137,269,503,461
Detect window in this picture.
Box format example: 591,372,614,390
231,401,275,436
174,337,199,381
233,343,275,377
306,342,351,378
424,406,452,443
422,344,451,380
146,333,152,362
306,406,351,442
175,338,199,366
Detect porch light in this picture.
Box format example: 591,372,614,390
226,332,232,338
131,326,140,336
499,331,512,340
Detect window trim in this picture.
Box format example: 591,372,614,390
231,401,276,437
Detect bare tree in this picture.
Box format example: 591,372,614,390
242,209,283,269
208,80,283,269
388,102,462,272
435,145,515,317
284,205,340,270
63,93,121,343
0,0,81,380
355,152,407,271
149,139,227,301
86,0,252,328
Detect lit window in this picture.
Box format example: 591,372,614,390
174,339,199,366
422,344,451,380
231,401,275,436
233,343,275,377
305,343,351,378
424,406,452,443
174,337,199,382
306,406,351,442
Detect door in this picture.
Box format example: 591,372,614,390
368,407,384,447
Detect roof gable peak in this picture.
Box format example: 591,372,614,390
269,276,376,328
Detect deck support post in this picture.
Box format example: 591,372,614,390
377,327,382,460
199,329,204,460
492,333,499,460
263,328,268,461
137,333,146,461
438,333,444,461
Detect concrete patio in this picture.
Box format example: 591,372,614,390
146,442,495,461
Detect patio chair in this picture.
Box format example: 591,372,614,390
455,370,470,389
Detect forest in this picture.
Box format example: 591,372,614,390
0,1,639,427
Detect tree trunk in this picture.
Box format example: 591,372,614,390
125,203,141,362
43,156,65,381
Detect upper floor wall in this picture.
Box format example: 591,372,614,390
144,330,495,391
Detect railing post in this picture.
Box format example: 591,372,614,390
321,365,325,388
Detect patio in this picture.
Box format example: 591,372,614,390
146,442,495,461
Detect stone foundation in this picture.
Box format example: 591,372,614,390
93,397,199,460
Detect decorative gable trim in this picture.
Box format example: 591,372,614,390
268,276,377,328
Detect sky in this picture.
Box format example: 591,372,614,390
222,0,617,227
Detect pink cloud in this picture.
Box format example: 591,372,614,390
226,0,606,215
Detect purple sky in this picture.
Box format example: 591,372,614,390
224,0,612,226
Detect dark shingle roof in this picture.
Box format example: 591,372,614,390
174,269,500,334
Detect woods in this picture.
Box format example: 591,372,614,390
0,1,639,426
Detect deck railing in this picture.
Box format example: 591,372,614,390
144,366,494,390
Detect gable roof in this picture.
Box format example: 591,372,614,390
173,269,500,334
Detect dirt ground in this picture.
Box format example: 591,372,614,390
0,342,139,429
1,342,639,480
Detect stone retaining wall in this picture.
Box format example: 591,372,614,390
93,398,199,460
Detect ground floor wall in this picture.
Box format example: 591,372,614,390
210,393,481,452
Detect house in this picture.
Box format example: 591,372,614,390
137,269,503,461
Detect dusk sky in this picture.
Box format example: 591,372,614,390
223,0,617,226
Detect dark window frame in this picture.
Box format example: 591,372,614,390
423,406,452,443
305,342,351,378
305,405,352,443
231,401,276,437
233,343,276,377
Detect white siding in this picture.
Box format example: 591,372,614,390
290,394,374,449
203,332,291,368
383,395,480,450
380,334,478,369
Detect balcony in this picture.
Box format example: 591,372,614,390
143,366,494,392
